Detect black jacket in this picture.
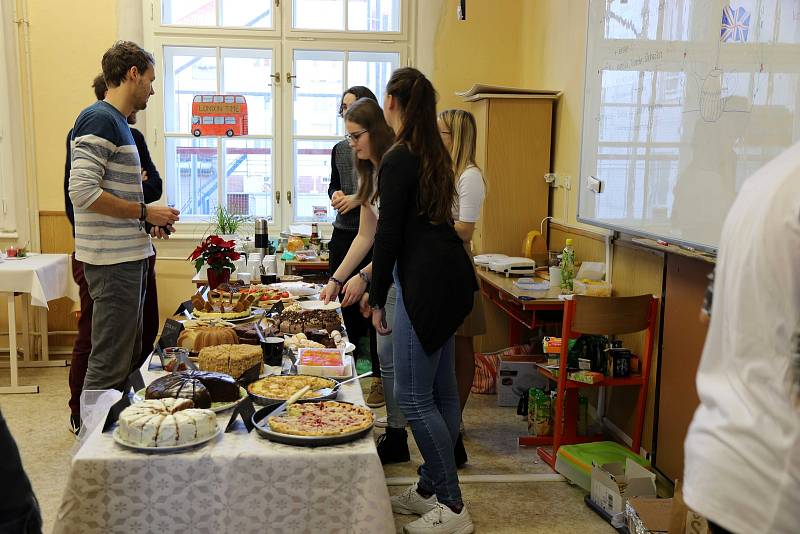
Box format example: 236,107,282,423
64,126,162,234
369,145,477,353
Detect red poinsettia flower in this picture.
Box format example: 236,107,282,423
187,234,239,273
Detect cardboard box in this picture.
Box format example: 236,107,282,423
496,354,548,406
627,498,672,534
591,458,657,516
626,496,709,534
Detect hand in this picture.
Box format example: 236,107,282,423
320,280,340,304
145,205,180,227
141,169,148,182
371,306,391,336
332,194,359,215
331,190,344,204
341,275,367,307
149,224,174,239
359,293,371,318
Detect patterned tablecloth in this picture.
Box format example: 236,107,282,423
54,363,394,534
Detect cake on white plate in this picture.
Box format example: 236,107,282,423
117,398,217,448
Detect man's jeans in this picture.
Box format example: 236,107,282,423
82,259,148,392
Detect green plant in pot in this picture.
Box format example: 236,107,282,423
211,205,250,239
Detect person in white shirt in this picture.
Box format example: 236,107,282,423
438,109,486,467
682,140,800,534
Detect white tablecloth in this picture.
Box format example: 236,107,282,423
0,253,78,307
54,363,394,534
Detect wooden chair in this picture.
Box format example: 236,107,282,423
521,294,659,468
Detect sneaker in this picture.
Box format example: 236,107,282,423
454,433,468,468
374,415,388,428
366,379,385,408
377,427,410,464
403,502,474,534
391,483,437,516
68,414,81,437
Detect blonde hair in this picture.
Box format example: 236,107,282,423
438,109,482,182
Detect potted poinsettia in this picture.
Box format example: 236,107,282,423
188,235,241,289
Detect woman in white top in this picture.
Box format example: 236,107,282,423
438,109,486,467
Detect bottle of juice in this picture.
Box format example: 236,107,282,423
560,238,575,294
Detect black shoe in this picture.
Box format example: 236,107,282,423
377,427,410,465
68,414,81,437
454,432,468,468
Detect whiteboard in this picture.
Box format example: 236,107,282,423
577,0,800,252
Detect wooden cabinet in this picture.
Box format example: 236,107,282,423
467,94,558,257
466,93,558,352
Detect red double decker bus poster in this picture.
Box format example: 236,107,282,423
191,95,249,137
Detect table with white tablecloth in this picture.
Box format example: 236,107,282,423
54,358,395,534
0,253,79,394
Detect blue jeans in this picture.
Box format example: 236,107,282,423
392,275,462,507
376,284,407,429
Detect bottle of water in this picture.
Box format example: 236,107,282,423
560,238,575,294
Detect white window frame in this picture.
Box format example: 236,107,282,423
143,0,411,236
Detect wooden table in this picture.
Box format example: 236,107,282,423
477,269,564,346
283,259,329,275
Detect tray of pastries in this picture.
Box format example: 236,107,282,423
252,401,374,446
191,290,258,321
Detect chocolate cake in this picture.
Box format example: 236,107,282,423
145,370,240,409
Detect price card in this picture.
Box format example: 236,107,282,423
157,319,184,350
225,397,256,433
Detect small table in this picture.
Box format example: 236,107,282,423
0,253,78,394
477,269,564,346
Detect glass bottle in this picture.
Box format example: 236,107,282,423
560,238,575,294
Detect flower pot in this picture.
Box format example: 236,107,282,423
207,268,231,290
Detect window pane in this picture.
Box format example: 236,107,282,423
162,0,217,26
224,139,274,222
293,0,344,30
222,48,273,135
165,137,218,218
163,47,217,134
293,50,344,135
348,0,400,31
293,140,336,221
347,51,399,104
221,0,272,28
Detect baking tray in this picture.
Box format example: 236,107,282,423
246,374,340,405
252,401,374,447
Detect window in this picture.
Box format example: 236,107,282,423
145,0,409,230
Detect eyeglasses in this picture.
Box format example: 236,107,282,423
345,129,368,143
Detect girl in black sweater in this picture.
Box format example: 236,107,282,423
368,68,476,534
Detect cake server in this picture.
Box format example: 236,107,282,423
313,370,372,398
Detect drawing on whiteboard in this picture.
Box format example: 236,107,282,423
683,5,754,123
720,5,751,42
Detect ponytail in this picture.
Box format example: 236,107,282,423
385,67,455,225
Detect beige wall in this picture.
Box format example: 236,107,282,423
425,0,529,111
28,0,118,211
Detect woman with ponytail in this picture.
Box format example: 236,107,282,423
368,67,476,534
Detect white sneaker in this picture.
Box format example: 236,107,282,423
391,483,437,515
375,415,388,428
403,503,474,534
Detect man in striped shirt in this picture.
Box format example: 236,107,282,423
68,41,179,393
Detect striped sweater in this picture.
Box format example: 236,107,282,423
68,101,153,265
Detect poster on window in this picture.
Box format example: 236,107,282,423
191,94,249,137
